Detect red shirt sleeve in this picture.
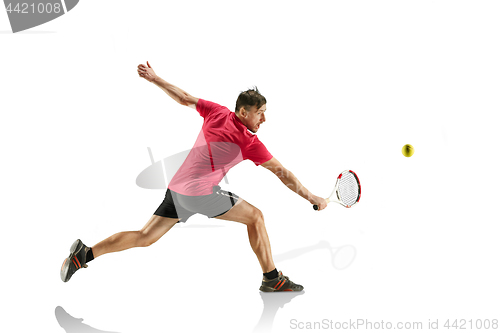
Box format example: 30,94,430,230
244,136,273,166
196,99,225,118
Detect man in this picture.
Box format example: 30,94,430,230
60,62,328,292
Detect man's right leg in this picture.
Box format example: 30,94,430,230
215,198,303,292
215,198,275,273
61,215,179,282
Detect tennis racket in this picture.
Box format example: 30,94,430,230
313,170,361,210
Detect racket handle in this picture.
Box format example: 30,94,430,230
313,198,330,211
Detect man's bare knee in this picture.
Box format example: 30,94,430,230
137,230,155,247
250,208,265,226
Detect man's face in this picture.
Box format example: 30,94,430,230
241,104,266,133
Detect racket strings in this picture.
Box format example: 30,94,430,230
338,172,359,206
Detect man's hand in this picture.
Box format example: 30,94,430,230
137,61,158,82
136,61,198,108
309,195,328,211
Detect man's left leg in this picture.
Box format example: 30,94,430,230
92,215,179,258
61,215,179,282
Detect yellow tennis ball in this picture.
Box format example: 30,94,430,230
402,144,414,157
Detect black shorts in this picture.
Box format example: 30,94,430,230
154,186,240,223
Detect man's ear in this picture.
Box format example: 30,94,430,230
239,107,247,117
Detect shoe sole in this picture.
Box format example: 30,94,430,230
259,285,303,292
60,239,84,282
70,239,83,254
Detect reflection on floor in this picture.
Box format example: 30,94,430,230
253,290,305,332
55,306,120,333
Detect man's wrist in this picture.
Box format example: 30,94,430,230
307,194,317,204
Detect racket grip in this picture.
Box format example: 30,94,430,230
313,198,330,211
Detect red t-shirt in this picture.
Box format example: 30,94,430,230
168,99,273,195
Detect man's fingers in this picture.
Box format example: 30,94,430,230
147,61,151,68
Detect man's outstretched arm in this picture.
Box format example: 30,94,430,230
261,157,328,210
137,61,199,109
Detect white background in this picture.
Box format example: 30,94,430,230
1,1,499,332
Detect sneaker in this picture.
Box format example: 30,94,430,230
259,271,304,292
60,239,90,282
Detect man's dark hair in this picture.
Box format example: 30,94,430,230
235,86,267,113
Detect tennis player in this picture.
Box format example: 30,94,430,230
60,62,328,292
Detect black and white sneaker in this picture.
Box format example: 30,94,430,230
259,271,304,292
60,239,90,282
